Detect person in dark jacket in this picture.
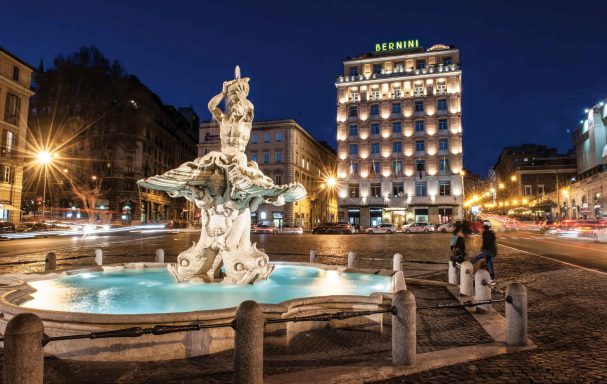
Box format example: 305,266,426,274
470,224,497,283
450,222,466,264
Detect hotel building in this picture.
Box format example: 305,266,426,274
199,119,338,228
0,47,34,223
335,41,463,227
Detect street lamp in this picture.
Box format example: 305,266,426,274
36,151,57,220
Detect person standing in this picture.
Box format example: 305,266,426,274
450,221,466,265
470,224,497,284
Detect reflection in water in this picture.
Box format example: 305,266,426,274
22,264,392,315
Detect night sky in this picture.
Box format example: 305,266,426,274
4,0,607,176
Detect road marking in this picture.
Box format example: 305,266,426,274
502,235,607,254
499,243,607,276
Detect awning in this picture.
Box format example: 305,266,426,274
0,204,21,211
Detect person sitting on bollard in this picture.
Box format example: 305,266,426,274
470,223,497,285
450,221,466,266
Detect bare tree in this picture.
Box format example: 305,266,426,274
70,177,103,224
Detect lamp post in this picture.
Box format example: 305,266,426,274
36,151,57,220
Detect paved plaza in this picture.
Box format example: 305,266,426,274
0,231,606,383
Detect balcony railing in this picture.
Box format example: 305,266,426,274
337,64,461,83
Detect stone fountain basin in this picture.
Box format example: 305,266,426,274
0,262,397,361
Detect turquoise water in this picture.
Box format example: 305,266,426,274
21,264,392,314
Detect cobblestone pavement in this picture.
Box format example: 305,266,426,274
1,232,606,382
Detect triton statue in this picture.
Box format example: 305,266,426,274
138,66,306,284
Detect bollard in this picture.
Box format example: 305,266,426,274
347,251,357,268
459,261,474,296
448,260,459,285
506,283,528,347
4,313,45,384
474,269,492,314
391,289,416,366
45,252,57,271
392,271,406,292
234,300,264,384
94,249,103,266
309,250,317,263
155,248,165,263
393,253,403,272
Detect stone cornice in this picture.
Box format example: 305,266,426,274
344,49,459,65
0,74,35,97
335,70,461,88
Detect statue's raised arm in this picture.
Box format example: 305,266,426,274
208,90,225,122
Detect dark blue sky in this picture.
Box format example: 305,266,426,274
4,0,607,176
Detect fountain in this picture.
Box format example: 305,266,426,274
138,66,306,284
0,68,398,361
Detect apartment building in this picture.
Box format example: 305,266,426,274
199,119,337,228
335,41,463,227
0,47,34,223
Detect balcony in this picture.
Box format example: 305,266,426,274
337,64,461,84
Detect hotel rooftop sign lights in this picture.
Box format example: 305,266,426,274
374,40,420,53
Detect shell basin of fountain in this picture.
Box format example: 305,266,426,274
19,263,391,314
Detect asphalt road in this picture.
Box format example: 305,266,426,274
497,230,607,274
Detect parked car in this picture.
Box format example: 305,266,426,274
402,222,435,233
278,225,304,234
251,224,278,234
312,222,354,234
0,222,16,233
16,222,49,232
366,223,396,234
437,222,456,233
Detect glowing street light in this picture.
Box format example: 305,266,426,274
510,175,517,182
36,150,58,220
325,176,337,188
498,183,505,190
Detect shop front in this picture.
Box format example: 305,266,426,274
414,208,429,223
383,207,407,228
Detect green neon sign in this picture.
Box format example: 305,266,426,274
375,40,420,52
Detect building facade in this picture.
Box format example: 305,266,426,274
199,119,337,228
561,101,607,219
493,144,576,200
335,41,463,227
0,47,34,223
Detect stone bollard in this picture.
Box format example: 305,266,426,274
393,253,403,271
448,260,459,285
155,248,165,263
474,269,492,314
45,252,57,271
94,249,103,266
459,261,474,296
391,289,416,366
234,300,264,384
506,283,528,347
3,313,45,384
347,251,357,268
309,250,317,264
392,271,406,292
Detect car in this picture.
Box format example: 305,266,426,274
402,222,435,233
16,222,49,232
437,222,456,233
278,225,304,234
0,222,16,233
539,219,558,234
312,222,354,234
251,224,278,234
366,223,396,234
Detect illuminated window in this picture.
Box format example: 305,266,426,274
392,122,401,133
392,182,404,196
438,119,448,130
437,99,448,111
370,183,382,197
349,124,358,137
370,90,381,101
348,184,360,198
393,141,402,153
414,100,424,112
5,131,14,154
538,184,545,195
370,104,380,117
436,82,447,95
415,140,425,152
439,181,451,196
392,89,402,99
391,103,401,114
392,160,402,175
439,138,448,151
371,142,380,154
439,158,450,171
414,85,424,97
415,181,427,196
415,120,425,132
370,123,380,135
4,93,20,126
3,166,11,183
394,62,404,72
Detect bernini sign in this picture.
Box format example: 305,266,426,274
375,40,419,52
